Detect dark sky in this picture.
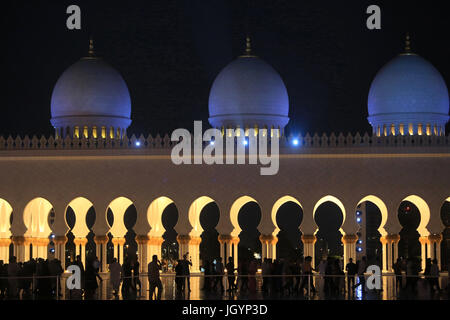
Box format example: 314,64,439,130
3,1,450,259
1,0,449,137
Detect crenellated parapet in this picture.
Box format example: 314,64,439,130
0,132,449,151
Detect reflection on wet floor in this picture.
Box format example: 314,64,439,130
71,273,449,301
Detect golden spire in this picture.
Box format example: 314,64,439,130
88,36,95,57
404,32,412,53
240,36,256,57
245,36,252,55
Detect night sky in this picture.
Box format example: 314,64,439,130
2,1,449,261
1,0,449,137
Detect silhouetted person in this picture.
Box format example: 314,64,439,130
121,257,132,299
354,256,367,294
132,259,141,296
85,257,102,300
175,259,185,295
180,253,192,292
109,258,122,298
148,255,163,300
7,256,19,299
393,258,403,292
49,258,63,298
346,258,357,295
225,257,236,291
36,259,52,299
299,256,316,296
429,259,440,292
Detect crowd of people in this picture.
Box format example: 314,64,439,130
0,253,447,300
0,256,64,300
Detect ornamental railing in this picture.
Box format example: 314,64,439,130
0,133,449,150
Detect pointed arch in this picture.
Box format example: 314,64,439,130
147,196,175,238
66,197,93,238
401,195,430,237
271,195,302,236
0,199,13,239
23,197,53,238
107,197,133,238
188,196,215,237
313,195,346,236
230,196,259,237
357,195,388,236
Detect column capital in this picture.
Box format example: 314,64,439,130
31,237,50,246
419,236,430,245
218,234,233,244
427,234,443,244
73,237,88,246
342,234,358,244
94,235,109,244
189,236,202,245
53,235,68,245
230,237,240,245
301,234,317,244
11,235,32,245
386,234,401,244
111,237,126,246
177,235,191,245
259,234,277,244
0,238,11,246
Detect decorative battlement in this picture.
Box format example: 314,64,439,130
0,132,449,151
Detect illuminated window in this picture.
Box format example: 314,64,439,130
390,124,395,136
433,125,438,136
83,126,89,138
74,126,80,138
110,127,114,139
408,123,413,135
417,124,423,135
101,126,106,139
116,128,121,139
382,125,387,136
254,125,258,136
426,124,431,136
235,126,241,137
92,126,98,139
399,124,404,135
376,126,380,137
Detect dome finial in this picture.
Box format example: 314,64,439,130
245,36,252,55
88,36,95,57
240,35,256,58
404,32,412,53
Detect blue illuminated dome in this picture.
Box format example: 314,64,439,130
368,36,449,136
208,38,289,132
50,39,131,138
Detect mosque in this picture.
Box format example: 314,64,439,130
0,34,449,288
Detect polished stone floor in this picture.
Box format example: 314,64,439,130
71,273,449,301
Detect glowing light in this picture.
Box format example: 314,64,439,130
357,247,363,252
356,211,362,216
356,217,362,223
292,139,299,146
358,240,363,244
243,139,248,146
135,141,141,147
210,141,215,146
